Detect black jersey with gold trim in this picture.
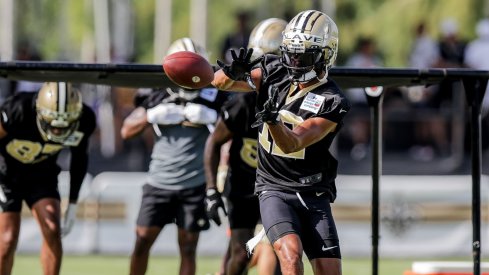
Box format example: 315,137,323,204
221,92,258,198
255,54,350,201
0,92,96,177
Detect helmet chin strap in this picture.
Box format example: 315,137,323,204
289,70,317,84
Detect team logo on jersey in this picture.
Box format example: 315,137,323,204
300,93,325,114
199,88,218,102
62,131,84,146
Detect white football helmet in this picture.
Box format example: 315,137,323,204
166,37,209,61
36,82,82,143
248,18,287,60
280,10,339,82
166,37,208,94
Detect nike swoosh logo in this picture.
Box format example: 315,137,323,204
339,109,347,113
316,192,325,197
322,245,338,251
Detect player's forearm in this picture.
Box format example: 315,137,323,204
204,140,221,190
69,151,89,203
121,107,148,139
267,123,302,154
212,70,254,92
269,117,337,154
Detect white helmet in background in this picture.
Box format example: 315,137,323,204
166,37,209,95
166,37,209,61
248,18,287,60
280,10,339,83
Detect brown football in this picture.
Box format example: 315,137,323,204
162,51,214,90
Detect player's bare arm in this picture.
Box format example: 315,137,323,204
268,117,337,154
212,68,262,92
204,118,234,190
120,107,148,139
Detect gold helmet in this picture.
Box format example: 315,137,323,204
36,82,82,143
280,10,339,82
166,37,209,61
248,18,287,60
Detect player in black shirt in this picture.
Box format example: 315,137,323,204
0,82,96,275
205,18,287,275
213,10,349,275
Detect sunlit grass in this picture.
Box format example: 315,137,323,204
12,254,479,275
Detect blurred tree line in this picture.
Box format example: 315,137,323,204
9,0,489,67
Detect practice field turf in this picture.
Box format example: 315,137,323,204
12,254,478,275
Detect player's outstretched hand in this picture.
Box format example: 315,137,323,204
252,86,280,128
205,188,227,226
217,48,263,81
61,203,77,237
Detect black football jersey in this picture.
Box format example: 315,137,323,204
254,54,351,201
221,92,258,198
0,93,96,179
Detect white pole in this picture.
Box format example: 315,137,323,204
190,0,207,49
93,0,111,62
154,0,172,63
0,0,14,60
93,0,115,158
112,0,133,62
81,0,95,62
321,0,336,19
58,0,70,60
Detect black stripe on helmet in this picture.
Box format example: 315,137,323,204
308,11,324,32
300,11,315,31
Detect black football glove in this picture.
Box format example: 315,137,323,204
205,188,227,226
251,86,280,128
217,48,263,82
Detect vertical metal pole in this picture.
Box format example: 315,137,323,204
112,0,133,62
0,0,14,61
463,77,487,275
190,0,207,50
365,86,384,275
153,0,172,64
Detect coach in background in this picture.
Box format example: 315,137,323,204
121,38,229,275
205,17,287,275
0,82,96,275
213,10,350,275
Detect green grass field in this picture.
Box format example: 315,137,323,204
11,254,478,275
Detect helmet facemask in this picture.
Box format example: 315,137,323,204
36,115,79,143
280,46,325,83
36,82,82,143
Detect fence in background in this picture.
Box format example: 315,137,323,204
15,172,489,258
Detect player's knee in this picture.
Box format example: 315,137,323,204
230,247,249,266
42,231,62,251
179,242,197,257
0,231,18,256
133,236,154,254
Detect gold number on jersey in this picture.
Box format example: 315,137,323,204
6,139,63,164
240,138,258,168
258,111,305,159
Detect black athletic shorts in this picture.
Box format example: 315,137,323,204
0,175,60,212
136,183,210,231
259,190,341,260
227,195,260,229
